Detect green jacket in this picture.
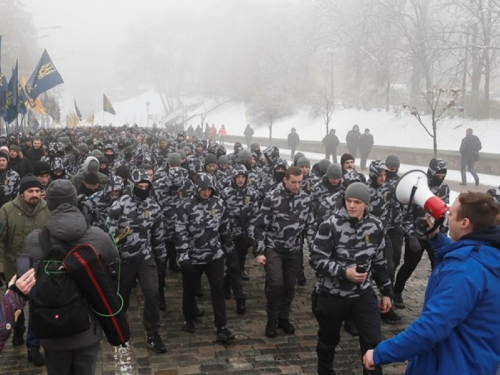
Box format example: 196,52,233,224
0,196,50,279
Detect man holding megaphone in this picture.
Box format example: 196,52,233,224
363,191,500,374
392,158,450,309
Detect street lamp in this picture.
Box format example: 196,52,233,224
146,101,150,127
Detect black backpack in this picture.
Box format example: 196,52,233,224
32,229,92,339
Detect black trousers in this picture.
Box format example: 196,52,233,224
234,235,252,272
44,342,100,375
119,257,160,334
224,252,244,300
385,228,405,283
264,249,301,321
393,238,435,294
182,257,227,328
313,291,383,375
360,152,370,169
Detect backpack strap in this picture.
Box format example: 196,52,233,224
38,227,78,257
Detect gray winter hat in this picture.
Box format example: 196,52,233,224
46,179,78,211
345,182,370,206
385,154,400,169
296,157,311,167
167,152,182,167
238,150,252,163
326,164,342,179
318,159,331,173
219,155,230,165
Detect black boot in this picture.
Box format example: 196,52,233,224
236,297,246,315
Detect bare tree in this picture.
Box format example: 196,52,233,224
403,87,463,155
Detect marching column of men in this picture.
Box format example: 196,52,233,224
2,127,488,375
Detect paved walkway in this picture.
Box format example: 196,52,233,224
0,251,433,375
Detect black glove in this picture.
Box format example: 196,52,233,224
408,236,422,253
180,259,195,274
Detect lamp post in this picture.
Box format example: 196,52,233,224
146,101,150,127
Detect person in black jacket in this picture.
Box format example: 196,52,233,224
8,146,32,178
322,129,340,163
25,137,45,167
346,125,361,158
459,128,482,186
359,128,374,170
287,128,300,160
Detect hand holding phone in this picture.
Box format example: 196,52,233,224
16,254,33,277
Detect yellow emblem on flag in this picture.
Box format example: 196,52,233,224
37,62,56,80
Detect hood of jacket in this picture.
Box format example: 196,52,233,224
437,226,500,278
46,203,88,242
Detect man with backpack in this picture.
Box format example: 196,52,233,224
25,179,116,374
0,175,49,366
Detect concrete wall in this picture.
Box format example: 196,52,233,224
224,135,500,175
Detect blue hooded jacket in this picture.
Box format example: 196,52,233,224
373,226,500,374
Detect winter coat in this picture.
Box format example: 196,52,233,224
25,147,45,166
287,132,300,149
459,133,482,161
9,155,32,178
359,133,374,154
107,194,166,263
374,227,500,375
0,286,26,354
310,206,391,298
322,133,340,151
0,196,49,279
253,182,315,255
346,128,361,150
175,194,234,264
25,204,116,351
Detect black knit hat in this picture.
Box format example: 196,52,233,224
33,161,51,176
0,151,9,161
341,153,355,167
19,175,43,194
46,179,78,211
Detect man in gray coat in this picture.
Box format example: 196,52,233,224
25,180,116,375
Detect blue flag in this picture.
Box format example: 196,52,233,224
2,61,19,124
26,50,64,100
103,94,116,115
0,36,9,116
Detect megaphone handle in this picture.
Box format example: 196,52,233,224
425,216,445,236
403,185,419,220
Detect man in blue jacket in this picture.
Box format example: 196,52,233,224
363,191,500,375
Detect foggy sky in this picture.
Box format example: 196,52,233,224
22,0,220,113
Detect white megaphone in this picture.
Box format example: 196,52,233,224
395,169,448,220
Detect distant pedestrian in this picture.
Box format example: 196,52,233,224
322,129,340,163
287,128,300,160
346,124,361,158
244,124,254,148
459,128,482,186
359,128,374,170
218,125,227,146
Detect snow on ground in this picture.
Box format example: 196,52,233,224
90,90,500,155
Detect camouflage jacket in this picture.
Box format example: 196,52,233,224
386,176,403,229
246,166,263,191
153,168,195,241
253,182,315,255
316,190,344,225
175,195,234,264
310,206,391,298
220,183,260,238
0,169,20,201
311,176,342,221
368,181,397,229
107,194,166,263
301,173,320,195
216,168,233,193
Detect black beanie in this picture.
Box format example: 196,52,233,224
385,154,400,169
33,161,51,176
116,165,130,179
0,151,9,161
341,153,354,167
205,154,218,166
19,175,43,194
45,179,78,211
84,172,100,185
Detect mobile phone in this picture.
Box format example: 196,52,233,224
16,254,33,277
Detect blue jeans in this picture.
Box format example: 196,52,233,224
460,157,479,184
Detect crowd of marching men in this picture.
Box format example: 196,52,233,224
0,125,500,374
